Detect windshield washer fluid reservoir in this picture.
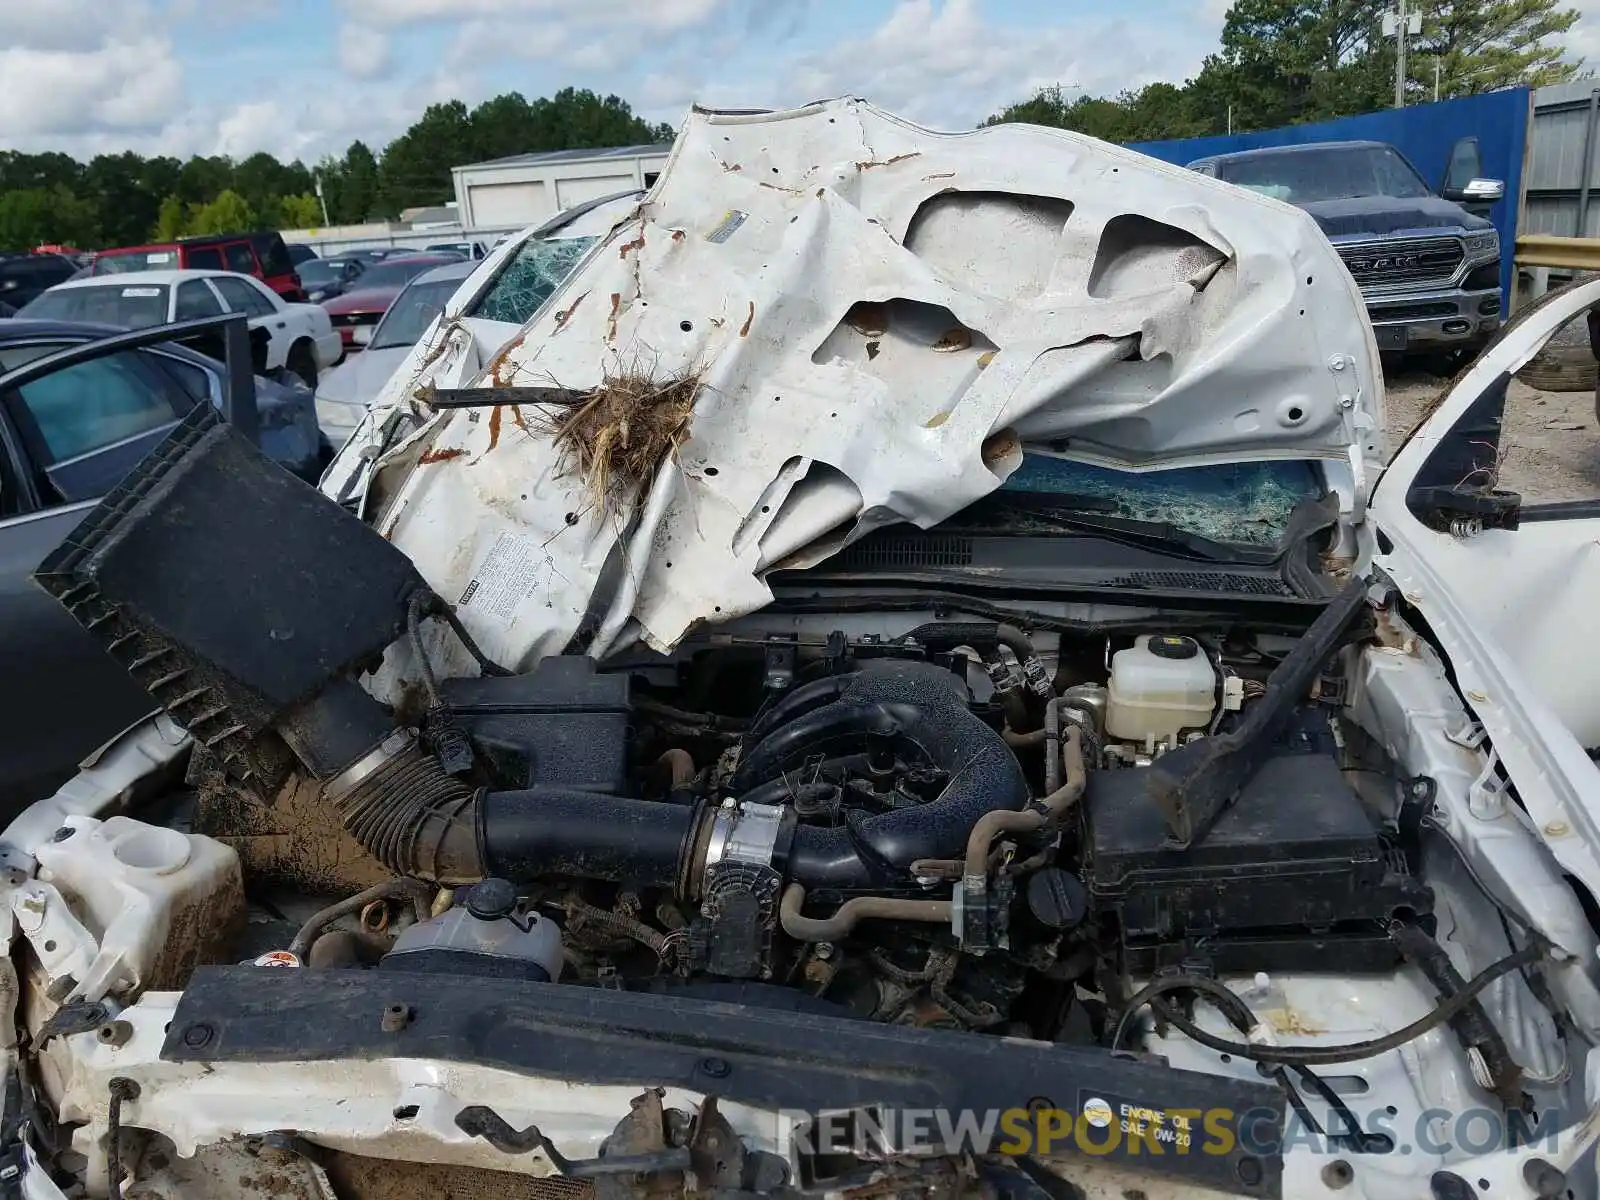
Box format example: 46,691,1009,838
30,815,244,999
1106,635,1217,743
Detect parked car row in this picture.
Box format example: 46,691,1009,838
18,270,341,387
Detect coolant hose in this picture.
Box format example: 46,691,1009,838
779,882,951,941
961,726,1086,882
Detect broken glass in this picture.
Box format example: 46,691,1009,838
994,455,1322,546
468,235,597,326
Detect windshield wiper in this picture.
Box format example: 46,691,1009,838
950,498,1277,565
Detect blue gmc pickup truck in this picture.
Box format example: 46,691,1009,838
1188,139,1505,367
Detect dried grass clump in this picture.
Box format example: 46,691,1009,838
533,366,700,513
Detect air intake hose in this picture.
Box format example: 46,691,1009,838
285,660,1027,896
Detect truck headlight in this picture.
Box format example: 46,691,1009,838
1464,231,1500,258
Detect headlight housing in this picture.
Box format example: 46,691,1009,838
1464,231,1500,259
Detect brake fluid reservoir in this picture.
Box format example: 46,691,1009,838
1105,635,1217,743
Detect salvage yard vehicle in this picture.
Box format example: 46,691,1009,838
320,252,464,351
312,259,473,446
9,100,1600,1200
0,316,323,814
1188,139,1505,369
294,254,366,303
19,269,343,387
315,192,642,446
87,231,307,301
0,252,78,308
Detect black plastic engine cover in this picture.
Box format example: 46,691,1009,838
441,655,631,792
1086,753,1432,974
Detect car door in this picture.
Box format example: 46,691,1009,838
174,278,225,321
0,341,196,816
211,275,288,369
223,240,261,281
1370,278,1600,892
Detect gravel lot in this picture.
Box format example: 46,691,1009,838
1384,368,1600,505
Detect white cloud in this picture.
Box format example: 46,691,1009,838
0,39,184,139
635,0,1218,133
1565,0,1600,68
344,0,726,32
338,23,392,77
0,0,1219,169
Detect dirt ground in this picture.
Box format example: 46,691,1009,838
1384,367,1600,505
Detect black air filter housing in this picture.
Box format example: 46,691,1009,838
35,405,425,770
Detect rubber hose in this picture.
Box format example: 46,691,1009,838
1391,922,1526,1107
962,727,1085,882
1136,942,1542,1065
658,749,695,788
564,895,669,955
779,882,951,942
480,787,701,889
289,878,435,958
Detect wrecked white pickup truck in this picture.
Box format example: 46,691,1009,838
6,98,1600,1200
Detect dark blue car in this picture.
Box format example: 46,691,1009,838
0,318,325,814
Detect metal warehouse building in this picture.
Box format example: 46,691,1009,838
451,144,671,232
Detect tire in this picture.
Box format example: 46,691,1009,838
1518,344,1598,393
286,341,318,390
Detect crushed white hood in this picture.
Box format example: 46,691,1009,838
327,98,1382,675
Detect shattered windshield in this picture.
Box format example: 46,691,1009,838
468,235,596,325
984,455,1323,546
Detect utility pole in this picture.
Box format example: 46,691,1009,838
1396,0,1408,107
313,173,330,227
1383,2,1422,107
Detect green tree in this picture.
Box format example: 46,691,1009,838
986,82,1209,141
1410,0,1580,98
187,188,256,236
152,194,189,240
276,192,323,228
319,140,379,224
988,0,1582,140
0,185,98,251
378,99,474,212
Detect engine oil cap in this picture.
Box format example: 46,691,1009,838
465,877,519,921
1148,635,1199,660
1027,868,1088,931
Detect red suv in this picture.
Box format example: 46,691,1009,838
90,232,305,301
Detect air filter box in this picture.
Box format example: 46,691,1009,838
35,406,425,772
441,656,632,792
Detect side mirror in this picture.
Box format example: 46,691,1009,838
1443,177,1505,204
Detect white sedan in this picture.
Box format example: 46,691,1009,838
19,269,343,387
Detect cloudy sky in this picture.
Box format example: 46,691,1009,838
3,0,1597,165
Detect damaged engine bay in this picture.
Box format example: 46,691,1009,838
5,99,1598,1200
36,408,1427,1033
8,401,1579,1200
